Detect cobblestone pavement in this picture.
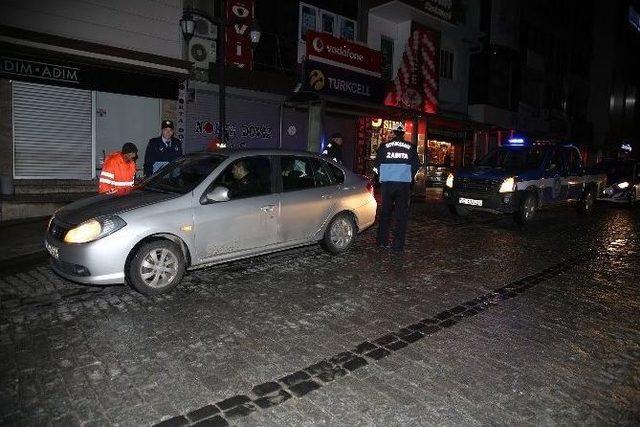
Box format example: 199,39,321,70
0,201,639,426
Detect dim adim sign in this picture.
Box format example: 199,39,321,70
0,57,80,84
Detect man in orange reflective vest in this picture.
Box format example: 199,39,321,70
98,143,138,195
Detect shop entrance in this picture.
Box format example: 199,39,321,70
424,138,454,187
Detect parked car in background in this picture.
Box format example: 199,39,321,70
45,150,377,295
596,160,640,205
443,140,606,224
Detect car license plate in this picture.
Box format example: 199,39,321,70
45,241,59,259
459,197,483,207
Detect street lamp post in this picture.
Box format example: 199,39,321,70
180,1,260,147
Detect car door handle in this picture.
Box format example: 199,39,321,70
260,205,276,212
341,186,355,191
321,194,333,199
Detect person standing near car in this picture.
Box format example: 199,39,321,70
374,123,419,252
322,132,344,163
98,143,138,195
143,119,183,177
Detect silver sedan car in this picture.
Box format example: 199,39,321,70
45,150,377,294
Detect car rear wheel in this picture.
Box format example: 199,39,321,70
127,240,185,295
322,213,356,254
577,189,595,215
514,192,536,224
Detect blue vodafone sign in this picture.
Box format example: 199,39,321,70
303,60,385,103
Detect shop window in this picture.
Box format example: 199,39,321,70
440,49,454,80
298,2,357,41
214,156,272,199
321,12,336,34
280,156,332,191
300,4,318,41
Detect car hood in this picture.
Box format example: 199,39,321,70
455,168,511,180
55,190,181,225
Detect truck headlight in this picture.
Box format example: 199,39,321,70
445,173,454,188
617,181,630,189
499,177,517,193
64,216,126,244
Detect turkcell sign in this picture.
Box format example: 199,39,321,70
304,60,384,103
306,31,382,77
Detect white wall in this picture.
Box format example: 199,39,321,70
0,0,183,59
95,92,160,175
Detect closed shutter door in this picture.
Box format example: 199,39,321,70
13,81,93,179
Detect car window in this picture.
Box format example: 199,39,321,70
477,147,546,171
142,155,226,194
280,156,333,191
213,156,272,199
324,161,345,184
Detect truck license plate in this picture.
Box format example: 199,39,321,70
459,197,483,207
45,241,59,259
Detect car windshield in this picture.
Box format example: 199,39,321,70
477,147,547,171
597,161,635,182
141,155,226,194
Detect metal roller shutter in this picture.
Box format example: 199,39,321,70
13,81,94,179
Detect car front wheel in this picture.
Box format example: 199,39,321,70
322,213,356,254
514,192,536,224
127,240,185,295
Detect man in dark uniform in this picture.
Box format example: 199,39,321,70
143,119,183,177
321,133,343,163
374,123,420,252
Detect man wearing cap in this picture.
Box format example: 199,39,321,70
373,123,420,253
98,143,138,195
143,119,183,177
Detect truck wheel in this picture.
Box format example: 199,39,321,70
448,204,469,217
577,189,595,215
126,240,185,295
514,193,536,224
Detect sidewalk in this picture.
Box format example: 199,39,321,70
0,216,49,274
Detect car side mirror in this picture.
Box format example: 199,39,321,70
201,186,230,204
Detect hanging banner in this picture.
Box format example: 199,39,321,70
225,0,255,70
385,22,439,114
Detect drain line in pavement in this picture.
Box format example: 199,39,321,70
155,251,595,427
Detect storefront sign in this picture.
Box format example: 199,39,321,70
397,0,460,24
306,31,382,76
225,0,255,70
0,54,180,99
1,57,80,84
303,60,384,103
385,22,439,113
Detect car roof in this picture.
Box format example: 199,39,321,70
185,148,336,160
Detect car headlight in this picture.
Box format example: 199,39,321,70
64,215,126,244
499,177,517,193
445,173,454,188
617,181,630,189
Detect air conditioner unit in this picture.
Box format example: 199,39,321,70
193,16,217,39
189,37,217,69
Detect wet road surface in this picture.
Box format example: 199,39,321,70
0,201,639,426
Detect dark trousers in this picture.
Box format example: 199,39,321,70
377,182,411,250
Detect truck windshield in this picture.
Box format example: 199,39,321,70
140,154,226,194
597,161,635,182
477,147,547,171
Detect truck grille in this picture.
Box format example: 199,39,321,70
456,177,498,192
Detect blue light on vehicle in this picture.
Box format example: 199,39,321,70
506,137,527,146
